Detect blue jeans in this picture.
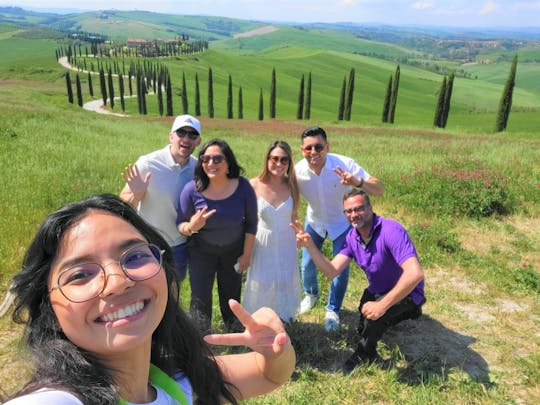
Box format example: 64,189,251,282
171,242,188,281
301,223,350,314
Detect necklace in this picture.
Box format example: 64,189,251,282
118,364,189,405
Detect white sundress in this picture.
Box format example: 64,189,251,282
243,196,301,322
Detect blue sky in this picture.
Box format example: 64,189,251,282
3,0,540,27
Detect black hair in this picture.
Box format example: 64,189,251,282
300,126,327,142
194,139,244,192
9,194,238,404
343,188,371,206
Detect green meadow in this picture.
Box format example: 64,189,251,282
0,18,539,404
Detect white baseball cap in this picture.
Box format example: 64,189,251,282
171,115,201,135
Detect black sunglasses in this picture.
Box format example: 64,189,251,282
200,154,225,164
268,155,290,165
303,143,325,152
175,128,199,140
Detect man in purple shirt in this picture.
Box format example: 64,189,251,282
292,189,425,373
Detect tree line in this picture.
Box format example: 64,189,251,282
63,48,519,132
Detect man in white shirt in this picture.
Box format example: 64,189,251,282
295,126,384,331
120,115,202,281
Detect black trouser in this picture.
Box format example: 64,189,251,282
188,237,243,331
357,288,423,355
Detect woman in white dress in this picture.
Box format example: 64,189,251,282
244,141,302,322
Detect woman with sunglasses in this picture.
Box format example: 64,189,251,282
243,141,302,322
177,139,257,332
4,194,295,405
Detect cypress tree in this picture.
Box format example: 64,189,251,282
304,71,312,120
99,68,107,106
389,65,400,123
441,72,455,128
181,72,188,114
136,73,142,114
157,76,163,116
194,73,201,116
258,88,264,121
495,54,518,132
208,67,214,118
118,73,125,112
297,74,305,120
88,72,94,97
338,76,346,121
344,68,355,121
141,79,147,115
107,69,115,109
382,75,392,123
238,86,244,119
128,72,133,97
75,74,83,107
166,74,173,116
227,74,233,119
65,72,73,104
434,76,447,128
270,67,276,118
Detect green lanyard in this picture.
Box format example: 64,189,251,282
118,364,189,405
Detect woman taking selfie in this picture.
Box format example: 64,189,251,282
4,194,295,405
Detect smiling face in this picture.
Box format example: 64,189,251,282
301,134,329,174
267,146,290,178
169,126,201,164
343,194,374,233
48,210,168,357
201,144,229,180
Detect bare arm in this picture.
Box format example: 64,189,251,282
361,175,384,196
290,220,351,279
332,167,384,196
361,256,424,320
119,164,151,208
237,233,255,272
205,300,296,401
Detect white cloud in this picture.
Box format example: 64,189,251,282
411,1,434,10
479,0,499,15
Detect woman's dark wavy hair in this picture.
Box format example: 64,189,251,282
194,139,244,192
9,194,238,405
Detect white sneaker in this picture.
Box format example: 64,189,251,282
325,310,340,331
299,294,318,314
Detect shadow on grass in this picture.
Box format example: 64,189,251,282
287,309,492,389
381,314,492,388
286,308,360,373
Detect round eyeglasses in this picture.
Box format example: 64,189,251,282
49,243,164,303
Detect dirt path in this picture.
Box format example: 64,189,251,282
58,56,130,117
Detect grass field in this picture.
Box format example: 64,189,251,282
0,22,539,404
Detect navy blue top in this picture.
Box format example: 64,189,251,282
177,177,258,246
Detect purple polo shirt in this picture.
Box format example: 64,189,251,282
339,215,425,305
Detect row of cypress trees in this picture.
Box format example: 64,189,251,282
65,53,519,131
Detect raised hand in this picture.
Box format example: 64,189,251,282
290,220,313,249
333,166,359,187
204,300,290,359
122,164,151,199
188,206,216,232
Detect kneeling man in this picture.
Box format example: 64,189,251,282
292,189,425,373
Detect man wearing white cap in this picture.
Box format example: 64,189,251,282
120,115,202,280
